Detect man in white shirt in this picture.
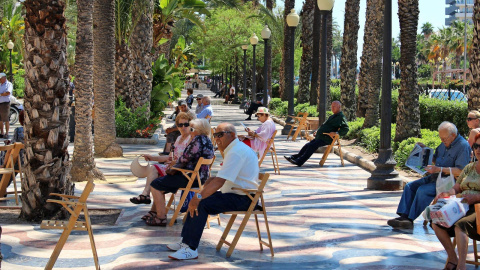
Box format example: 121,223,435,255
167,122,260,260
0,73,12,139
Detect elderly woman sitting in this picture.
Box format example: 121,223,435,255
130,112,194,217
146,118,215,226
238,107,276,158
432,132,480,270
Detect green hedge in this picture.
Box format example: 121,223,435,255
394,129,441,168
345,117,364,140
115,99,161,138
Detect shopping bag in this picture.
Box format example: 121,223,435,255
436,167,455,195
180,191,195,213
428,195,469,228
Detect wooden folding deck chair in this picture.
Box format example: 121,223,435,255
0,143,24,205
205,115,212,123
165,157,220,227
216,173,274,258
319,133,344,167
258,130,280,175
286,112,309,141
40,180,99,270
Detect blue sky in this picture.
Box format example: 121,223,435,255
292,0,446,59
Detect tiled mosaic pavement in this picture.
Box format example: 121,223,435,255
1,89,477,269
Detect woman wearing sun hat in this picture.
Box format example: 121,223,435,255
238,107,276,158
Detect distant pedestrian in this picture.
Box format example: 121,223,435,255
0,73,12,139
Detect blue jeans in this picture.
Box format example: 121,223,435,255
181,192,252,250
291,138,328,166
396,175,436,221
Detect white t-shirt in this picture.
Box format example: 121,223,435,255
218,138,259,195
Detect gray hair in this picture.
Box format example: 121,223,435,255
438,121,457,135
203,96,211,105
191,118,211,136
469,110,480,118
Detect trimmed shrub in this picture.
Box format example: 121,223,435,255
358,124,396,153
115,99,161,138
345,117,364,140
330,85,341,102
419,95,468,136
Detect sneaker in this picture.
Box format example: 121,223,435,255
168,246,198,260
167,241,187,251
387,217,413,229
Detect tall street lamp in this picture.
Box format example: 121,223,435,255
317,0,334,125
7,40,14,82
241,42,249,108
367,0,402,190
282,9,299,135
250,33,259,102
261,24,271,107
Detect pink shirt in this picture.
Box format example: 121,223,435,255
251,119,276,158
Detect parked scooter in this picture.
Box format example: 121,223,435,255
9,96,23,125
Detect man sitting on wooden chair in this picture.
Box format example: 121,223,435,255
284,101,349,167
167,122,260,260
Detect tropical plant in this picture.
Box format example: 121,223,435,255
151,54,182,116
469,0,480,111
115,99,161,138
71,0,105,182
171,35,197,69
0,0,24,74
21,0,74,221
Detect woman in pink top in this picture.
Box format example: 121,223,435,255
130,112,193,210
239,107,276,158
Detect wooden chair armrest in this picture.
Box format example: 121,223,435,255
46,199,82,206
322,132,339,139
171,167,194,174
49,193,80,200
231,187,261,193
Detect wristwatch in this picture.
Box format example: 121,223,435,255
196,193,203,200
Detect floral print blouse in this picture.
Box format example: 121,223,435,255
457,162,480,195
174,134,215,183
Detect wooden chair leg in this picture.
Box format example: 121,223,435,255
226,212,253,258
262,209,274,257
291,125,302,142
45,223,76,270
12,175,18,205
84,209,100,270
272,148,280,175
216,214,237,251
169,190,190,227
474,240,478,263
286,126,294,141
338,143,345,167
319,145,333,167
254,214,263,251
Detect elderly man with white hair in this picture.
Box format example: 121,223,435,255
196,96,213,119
387,121,471,229
0,73,11,139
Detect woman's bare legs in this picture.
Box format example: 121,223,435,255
455,226,469,270
141,166,159,196
151,188,167,219
432,223,458,269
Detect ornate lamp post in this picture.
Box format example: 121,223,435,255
250,33,259,102
7,40,14,82
241,42,249,108
367,0,402,190
317,0,334,124
261,25,271,107
282,9,299,135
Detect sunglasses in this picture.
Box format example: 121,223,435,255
177,123,190,127
467,117,478,121
213,131,232,138
473,143,480,150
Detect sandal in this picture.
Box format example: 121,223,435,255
141,211,156,221
130,194,151,205
145,214,167,227
443,261,457,270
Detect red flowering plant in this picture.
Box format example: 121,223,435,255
135,123,158,138
116,100,162,138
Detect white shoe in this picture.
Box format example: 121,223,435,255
168,246,198,260
166,241,187,251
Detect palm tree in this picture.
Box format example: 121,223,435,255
94,0,123,157
296,0,314,104
358,0,383,127
280,0,295,101
394,0,420,142
21,0,74,221
421,22,433,39
331,21,342,79
469,0,480,111
340,0,360,121
70,0,105,182
130,0,154,112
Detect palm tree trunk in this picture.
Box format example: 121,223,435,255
93,0,123,157
281,0,295,101
266,0,273,96
469,0,480,111
21,0,74,221
70,0,104,182
326,12,333,105
340,0,360,121
130,0,154,112
360,0,384,128
395,0,421,142
297,0,315,104
115,42,133,106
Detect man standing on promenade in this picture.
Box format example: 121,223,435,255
167,122,259,260
387,121,470,229
0,73,12,139
284,101,349,166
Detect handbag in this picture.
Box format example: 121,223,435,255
436,167,455,195
428,195,469,228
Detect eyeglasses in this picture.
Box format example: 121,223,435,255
213,131,232,138
440,133,453,142
177,123,190,127
467,117,478,121
473,143,480,150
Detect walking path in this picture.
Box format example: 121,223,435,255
0,88,472,269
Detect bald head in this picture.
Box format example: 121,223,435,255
331,101,342,114
215,122,237,151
